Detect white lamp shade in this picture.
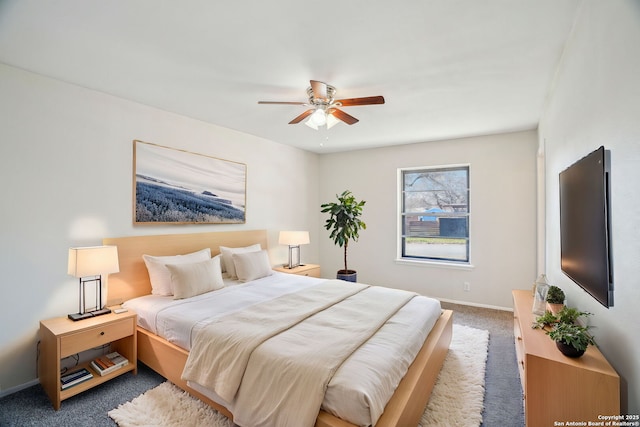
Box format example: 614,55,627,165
326,113,340,129
305,119,319,130
68,246,120,277
309,109,327,126
279,231,310,246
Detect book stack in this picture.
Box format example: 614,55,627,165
60,368,93,390
90,351,129,376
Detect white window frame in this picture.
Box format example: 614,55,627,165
396,164,473,269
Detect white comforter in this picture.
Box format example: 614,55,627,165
124,272,442,426
182,280,416,427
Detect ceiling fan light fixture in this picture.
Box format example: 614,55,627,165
258,80,384,129
309,108,327,126
326,113,340,129
305,119,319,130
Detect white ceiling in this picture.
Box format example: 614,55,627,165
0,1,581,153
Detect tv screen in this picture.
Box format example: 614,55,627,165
559,146,613,308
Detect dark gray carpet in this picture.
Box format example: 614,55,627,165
0,364,165,426
0,303,524,426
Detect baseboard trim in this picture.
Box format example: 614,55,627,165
0,378,39,399
439,297,513,312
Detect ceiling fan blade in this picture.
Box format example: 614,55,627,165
335,96,385,106
329,108,359,125
310,80,328,100
258,101,307,105
289,109,314,124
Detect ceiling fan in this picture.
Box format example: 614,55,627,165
258,80,385,130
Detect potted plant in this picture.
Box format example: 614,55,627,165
546,322,596,358
546,285,565,314
556,306,591,325
532,310,558,330
320,190,366,282
532,306,591,330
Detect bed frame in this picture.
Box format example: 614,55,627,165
103,230,453,427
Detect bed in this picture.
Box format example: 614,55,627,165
103,230,452,427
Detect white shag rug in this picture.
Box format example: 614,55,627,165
109,324,489,427
419,324,489,426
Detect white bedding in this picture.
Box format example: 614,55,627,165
124,272,442,426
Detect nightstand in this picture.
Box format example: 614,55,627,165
273,264,321,278
39,310,137,410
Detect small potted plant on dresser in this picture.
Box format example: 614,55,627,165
546,322,596,358
546,285,566,315
320,190,366,282
556,306,591,325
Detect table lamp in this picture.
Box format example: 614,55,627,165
278,231,310,269
67,245,119,321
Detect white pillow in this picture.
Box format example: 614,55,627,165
167,256,224,299
219,244,261,279
232,250,274,282
142,248,211,295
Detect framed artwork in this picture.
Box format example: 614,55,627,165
133,140,246,224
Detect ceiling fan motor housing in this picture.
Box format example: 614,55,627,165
307,84,336,106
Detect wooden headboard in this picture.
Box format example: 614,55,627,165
103,230,268,305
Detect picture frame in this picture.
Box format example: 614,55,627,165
133,140,246,224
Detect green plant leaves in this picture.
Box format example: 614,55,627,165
546,322,596,352
320,190,366,271
533,306,596,352
546,285,566,304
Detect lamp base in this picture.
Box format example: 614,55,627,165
283,263,305,269
68,307,112,321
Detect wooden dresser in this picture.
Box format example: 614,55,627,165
512,290,619,426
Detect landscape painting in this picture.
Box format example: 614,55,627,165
133,140,246,224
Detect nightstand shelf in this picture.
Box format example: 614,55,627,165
39,310,137,410
273,263,321,278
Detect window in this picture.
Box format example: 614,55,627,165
399,165,470,263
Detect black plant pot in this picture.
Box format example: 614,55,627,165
556,340,585,358
337,270,357,282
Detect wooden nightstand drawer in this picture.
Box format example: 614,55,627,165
60,318,133,358
298,266,320,277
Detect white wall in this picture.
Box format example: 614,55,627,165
0,63,320,393
318,130,538,309
539,0,640,412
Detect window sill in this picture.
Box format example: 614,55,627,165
394,258,475,270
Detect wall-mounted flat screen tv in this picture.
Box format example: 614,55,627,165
559,146,613,308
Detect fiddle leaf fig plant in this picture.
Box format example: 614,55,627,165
320,190,366,274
